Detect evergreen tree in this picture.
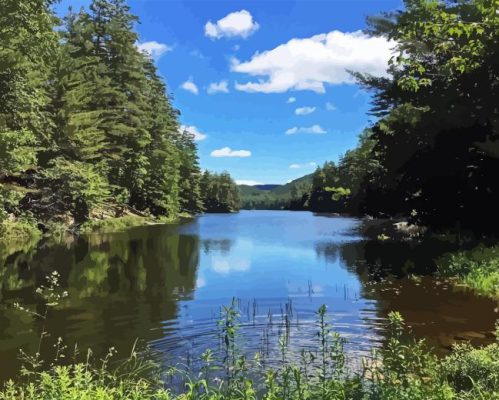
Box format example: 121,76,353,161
141,58,182,216
177,129,204,214
0,0,58,220
356,0,499,232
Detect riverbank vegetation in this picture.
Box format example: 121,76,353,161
201,172,240,213
242,0,498,237
437,245,499,298
0,0,239,240
1,294,498,399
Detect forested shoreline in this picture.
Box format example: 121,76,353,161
242,0,498,237
0,0,239,240
1,0,499,398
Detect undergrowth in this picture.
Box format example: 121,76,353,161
437,245,499,298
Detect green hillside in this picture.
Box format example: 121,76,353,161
270,174,313,197
239,174,313,209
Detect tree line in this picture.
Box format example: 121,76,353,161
0,0,239,229
285,0,498,235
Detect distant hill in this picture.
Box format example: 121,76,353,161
254,184,281,191
238,174,313,209
238,185,266,196
270,174,313,197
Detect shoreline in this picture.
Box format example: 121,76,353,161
0,212,195,247
1,211,497,300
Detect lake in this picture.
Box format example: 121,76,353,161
0,211,497,381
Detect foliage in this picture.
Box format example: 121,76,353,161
78,215,179,234
201,171,240,213
290,129,377,213
0,219,41,242
2,293,499,399
238,174,313,210
277,0,498,234
0,129,38,177
437,245,499,298
40,158,111,223
443,339,499,396
355,0,499,233
0,0,232,232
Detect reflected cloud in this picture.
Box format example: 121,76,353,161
196,277,206,288
211,258,250,274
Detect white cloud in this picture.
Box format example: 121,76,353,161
205,10,259,40
326,102,336,111
236,180,263,186
295,106,316,115
287,97,296,103
232,30,394,93
211,147,251,157
180,77,199,95
207,80,229,94
289,162,317,169
137,41,172,58
180,125,207,141
285,125,326,135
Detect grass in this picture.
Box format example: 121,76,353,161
2,278,498,400
0,219,41,242
79,212,192,234
79,215,160,234
437,245,499,299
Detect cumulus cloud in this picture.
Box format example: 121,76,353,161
295,106,316,116
285,125,326,135
205,10,259,40
232,30,394,93
207,80,229,94
211,147,251,157
180,77,199,95
236,180,263,186
137,41,172,58
326,102,336,111
287,97,296,103
180,125,207,141
289,162,317,169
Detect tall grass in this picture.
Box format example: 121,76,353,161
437,245,499,298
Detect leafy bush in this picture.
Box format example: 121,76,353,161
438,245,499,298
0,129,38,176
0,364,170,400
443,339,499,395
41,158,111,223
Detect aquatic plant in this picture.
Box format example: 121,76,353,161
2,278,498,399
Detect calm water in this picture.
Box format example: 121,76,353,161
0,211,497,381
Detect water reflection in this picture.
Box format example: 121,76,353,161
0,225,199,380
0,211,497,382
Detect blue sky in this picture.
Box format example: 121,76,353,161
57,0,402,185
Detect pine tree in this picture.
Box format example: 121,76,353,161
0,0,58,220
141,59,182,216
177,129,204,214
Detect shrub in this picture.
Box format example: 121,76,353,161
438,245,499,298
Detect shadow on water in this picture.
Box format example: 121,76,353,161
0,211,497,381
